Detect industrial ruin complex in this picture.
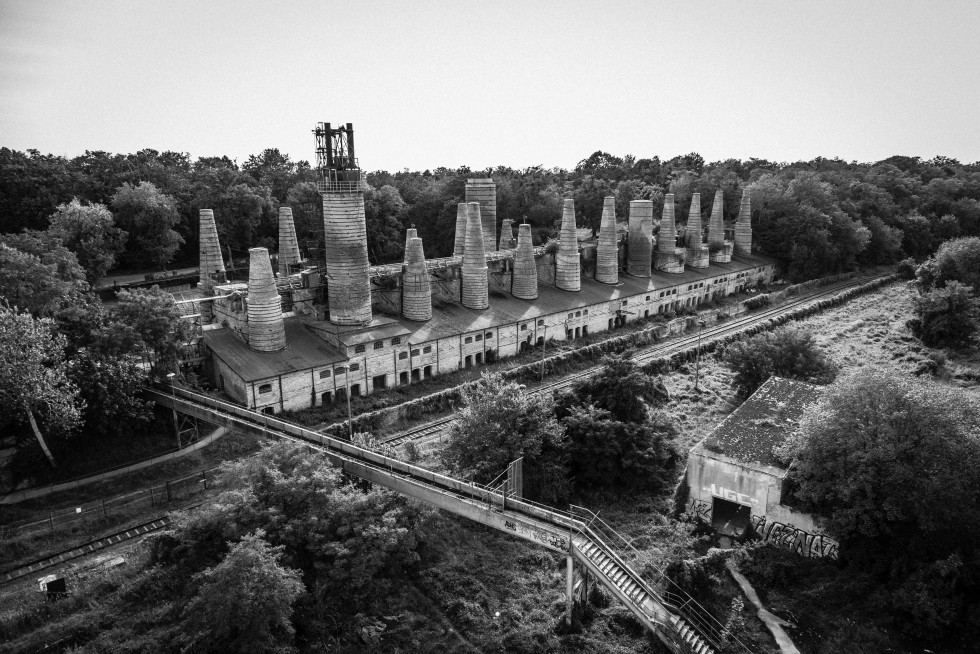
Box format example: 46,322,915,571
188,123,776,413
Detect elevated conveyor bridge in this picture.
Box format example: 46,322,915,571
148,385,749,654
366,246,548,280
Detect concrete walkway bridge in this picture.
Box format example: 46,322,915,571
149,385,750,654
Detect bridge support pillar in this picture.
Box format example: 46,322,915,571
566,553,574,626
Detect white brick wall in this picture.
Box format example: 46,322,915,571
207,263,777,411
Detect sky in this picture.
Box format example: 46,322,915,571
2,0,979,171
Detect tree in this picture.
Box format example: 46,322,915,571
242,148,308,204
180,531,305,654
908,281,979,348
68,349,152,438
113,286,189,372
0,243,80,317
0,303,82,465
916,236,980,292
0,147,74,234
723,326,837,398
111,181,184,269
284,181,322,252
363,184,407,262
47,198,127,284
561,404,679,493
556,357,679,493
212,183,277,252
569,355,670,423
0,229,87,287
441,373,569,504
857,214,904,265
154,441,428,635
780,370,980,639
897,212,937,260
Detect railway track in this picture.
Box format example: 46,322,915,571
0,515,173,587
382,274,887,446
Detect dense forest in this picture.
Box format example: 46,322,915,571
3,147,980,283
3,145,980,653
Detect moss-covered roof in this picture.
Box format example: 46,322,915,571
701,377,823,469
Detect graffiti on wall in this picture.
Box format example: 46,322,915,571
690,498,712,523
503,518,568,552
750,515,839,560
687,499,839,560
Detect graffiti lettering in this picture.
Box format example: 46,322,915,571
706,483,758,506
690,498,711,523
686,500,839,560
749,515,839,561
505,519,567,551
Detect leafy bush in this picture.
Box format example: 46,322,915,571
441,373,569,504
557,357,679,493
908,280,979,347
742,294,771,310
179,532,304,654
915,236,980,292
780,369,980,640
896,257,917,279
722,325,837,398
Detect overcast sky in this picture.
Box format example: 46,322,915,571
2,0,978,171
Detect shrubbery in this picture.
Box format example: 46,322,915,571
443,358,683,502
779,369,980,641
910,238,980,347
908,281,980,347
557,356,680,494
721,325,837,398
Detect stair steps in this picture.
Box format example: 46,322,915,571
573,533,717,654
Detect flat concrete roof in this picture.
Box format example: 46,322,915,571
695,377,823,469
205,319,346,383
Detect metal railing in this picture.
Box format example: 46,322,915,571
1,468,216,543
569,505,751,654
316,179,366,194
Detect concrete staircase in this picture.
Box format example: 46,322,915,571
571,523,724,654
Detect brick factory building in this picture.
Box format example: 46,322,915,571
183,123,777,414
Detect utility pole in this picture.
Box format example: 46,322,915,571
346,372,353,439
167,372,180,449
540,326,547,382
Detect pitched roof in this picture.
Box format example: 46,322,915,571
204,319,346,382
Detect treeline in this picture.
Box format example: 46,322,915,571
3,147,980,281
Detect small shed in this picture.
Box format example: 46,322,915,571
686,377,825,537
